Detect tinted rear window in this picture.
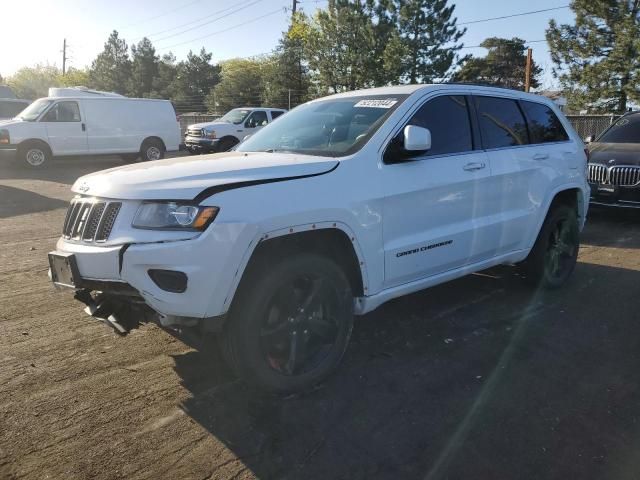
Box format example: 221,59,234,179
598,115,640,143
475,96,529,149
271,110,284,119
521,101,569,143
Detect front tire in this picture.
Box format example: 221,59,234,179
217,137,239,152
19,142,51,168
520,204,580,289
220,253,354,393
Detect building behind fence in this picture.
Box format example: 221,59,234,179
177,112,621,141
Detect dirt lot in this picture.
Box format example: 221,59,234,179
1,156,639,480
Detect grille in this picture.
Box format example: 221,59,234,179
610,167,640,186
186,128,203,137
588,164,640,187
588,164,607,184
62,198,121,242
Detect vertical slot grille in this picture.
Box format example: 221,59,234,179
62,199,121,242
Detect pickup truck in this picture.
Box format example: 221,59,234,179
184,107,286,154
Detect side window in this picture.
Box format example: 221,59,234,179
407,95,473,156
475,96,528,149
521,101,569,143
42,101,81,122
270,110,284,120
246,111,268,128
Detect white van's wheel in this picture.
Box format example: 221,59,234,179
19,142,51,168
140,139,165,162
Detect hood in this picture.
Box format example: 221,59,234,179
72,151,338,200
588,142,640,167
0,118,22,127
187,121,233,131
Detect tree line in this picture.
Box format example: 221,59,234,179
3,0,638,114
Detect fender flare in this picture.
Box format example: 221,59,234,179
220,221,369,313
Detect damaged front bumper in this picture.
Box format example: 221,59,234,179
48,247,226,335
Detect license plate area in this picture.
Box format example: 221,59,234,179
48,251,82,288
598,185,617,195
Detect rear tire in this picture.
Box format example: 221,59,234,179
140,138,165,162
520,204,580,289
220,253,354,393
18,142,51,168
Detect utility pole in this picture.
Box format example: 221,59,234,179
524,48,532,92
292,0,298,16
62,38,67,76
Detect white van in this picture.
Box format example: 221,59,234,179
0,87,181,168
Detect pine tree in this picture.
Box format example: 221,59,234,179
393,0,467,83
547,0,640,113
89,30,131,94
306,0,378,92
454,37,542,90
171,48,220,112
262,12,312,109
129,37,159,98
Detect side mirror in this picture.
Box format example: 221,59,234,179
584,135,594,144
404,125,431,151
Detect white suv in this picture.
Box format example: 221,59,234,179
49,85,589,393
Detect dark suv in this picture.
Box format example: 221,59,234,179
587,112,640,209
0,99,30,120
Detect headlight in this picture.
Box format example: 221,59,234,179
205,130,216,139
132,202,219,230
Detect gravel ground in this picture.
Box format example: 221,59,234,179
1,156,639,480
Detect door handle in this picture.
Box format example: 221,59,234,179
533,153,549,160
81,123,86,132
463,162,486,171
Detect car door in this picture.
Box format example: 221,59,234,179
382,94,493,288
474,96,570,254
41,100,88,155
242,110,269,137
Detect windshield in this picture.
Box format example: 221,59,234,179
598,114,640,143
18,99,54,121
237,95,408,157
219,108,252,124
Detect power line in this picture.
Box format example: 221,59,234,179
134,3,242,41
158,7,286,50
461,39,547,49
151,0,266,43
458,6,570,26
121,0,205,30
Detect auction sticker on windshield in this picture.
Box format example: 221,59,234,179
354,99,398,108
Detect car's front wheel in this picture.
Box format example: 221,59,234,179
220,253,354,393
521,204,580,289
19,142,51,168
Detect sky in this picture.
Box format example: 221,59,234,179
0,0,575,88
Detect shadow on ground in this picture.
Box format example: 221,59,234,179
584,207,640,249
171,260,640,479
0,185,68,218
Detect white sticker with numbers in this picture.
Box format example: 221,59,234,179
354,99,398,108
